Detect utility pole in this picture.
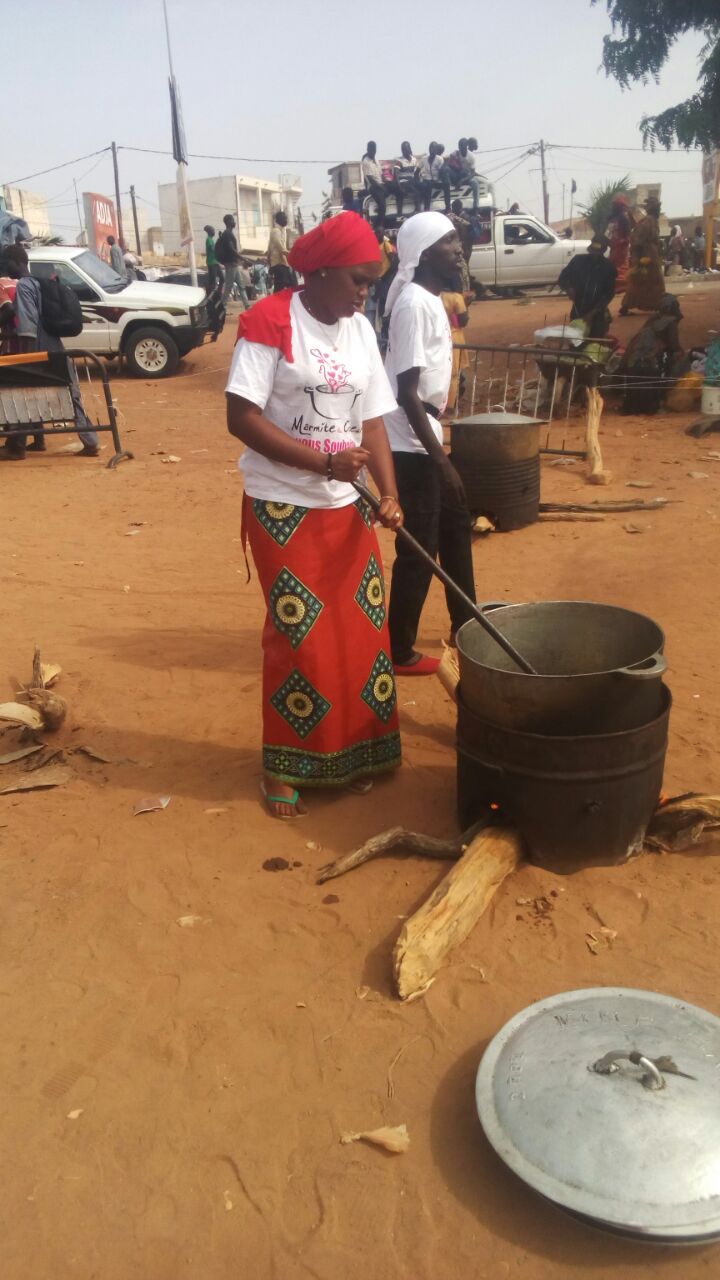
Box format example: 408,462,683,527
111,141,125,249
129,185,142,255
73,179,85,244
539,138,550,225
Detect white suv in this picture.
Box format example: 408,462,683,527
28,246,208,378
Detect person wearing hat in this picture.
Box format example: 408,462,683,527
620,195,665,315
558,235,617,338
383,212,477,676
225,212,404,819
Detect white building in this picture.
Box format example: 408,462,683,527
1,186,51,238
158,173,302,258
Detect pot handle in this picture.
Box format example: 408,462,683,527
477,600,508,613
616,653,667,681
590,1050,666,1091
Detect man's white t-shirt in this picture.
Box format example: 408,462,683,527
225,293,397,508
383,283,453,454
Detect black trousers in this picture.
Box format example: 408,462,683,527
421,175,451,212
206,262,224,293
389,451,477,664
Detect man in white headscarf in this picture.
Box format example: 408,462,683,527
384,213,477,675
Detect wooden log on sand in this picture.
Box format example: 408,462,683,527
392,827,524,1001
585,387,612,486
537,511,606,523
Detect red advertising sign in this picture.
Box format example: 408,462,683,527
82,192,119,261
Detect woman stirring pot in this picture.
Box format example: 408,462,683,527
226,213,403,819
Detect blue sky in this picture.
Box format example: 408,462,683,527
4,0,708,240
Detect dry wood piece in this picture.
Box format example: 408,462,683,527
340,1125,409,1154
644,793,720,852
0,763,72,794
0,702,44,731
537,512,606,523
585,387,612,486
393,826,524,1001
316,826,472,884
541,499,669,514
437,644,461,702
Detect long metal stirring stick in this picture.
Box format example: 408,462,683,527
352,480,538,676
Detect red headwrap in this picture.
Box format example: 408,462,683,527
288,212,380,275
236,214,380,364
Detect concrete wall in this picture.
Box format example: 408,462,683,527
158,174,301,258
2,186,51,238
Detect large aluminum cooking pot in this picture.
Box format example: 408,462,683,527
476,988,720,1243
456,600,666,735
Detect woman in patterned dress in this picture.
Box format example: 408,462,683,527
226,213,404,819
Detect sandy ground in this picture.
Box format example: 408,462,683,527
2,279,720,1279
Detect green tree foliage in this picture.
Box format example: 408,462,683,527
580,175,633,235
592,1,720,149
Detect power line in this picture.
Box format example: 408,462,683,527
43,153,108,205
550,142,699,153
120,145,340,165
490,151,536,186
3,147,111,188
549,146,701,174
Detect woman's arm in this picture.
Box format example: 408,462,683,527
361,416,403,527
227,393,370,483
395,368,465,501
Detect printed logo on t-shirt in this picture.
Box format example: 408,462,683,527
292,347,361,453
304,348,361,421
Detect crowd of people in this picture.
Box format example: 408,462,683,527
557,193,691,415
358,137,483,220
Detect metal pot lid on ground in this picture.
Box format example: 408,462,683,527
475,988,720,1242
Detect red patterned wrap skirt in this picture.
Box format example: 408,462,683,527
245,494,402,788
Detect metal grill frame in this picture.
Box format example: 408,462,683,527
452,342,613,458
0,350,133,469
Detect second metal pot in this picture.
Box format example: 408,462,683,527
457,600,667,735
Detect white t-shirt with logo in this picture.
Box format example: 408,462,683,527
225,293,397,508
383,283,453,454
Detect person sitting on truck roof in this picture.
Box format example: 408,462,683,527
419,143,451,214
447,138,481,211
557,235,617,339
361,141,388,223
393,142,422,216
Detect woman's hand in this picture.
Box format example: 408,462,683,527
377,496,404,529
329,447,371,481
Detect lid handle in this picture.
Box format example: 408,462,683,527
589,1049,696,1091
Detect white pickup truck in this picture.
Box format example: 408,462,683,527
469,211,591,295
26,246,208,377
